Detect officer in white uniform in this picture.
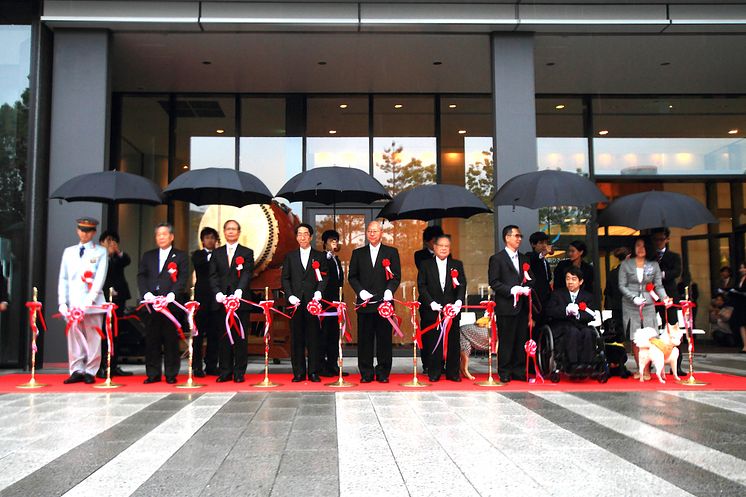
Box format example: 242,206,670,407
57,217,108,384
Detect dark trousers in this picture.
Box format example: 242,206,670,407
320,313,340,374
423,316,461,380
497,311,529,379
657,305,679,327
290,306,321,378
218,311,248,377
193,308,221,373
554,324,595,365
145,312,181,379
357,312,393,380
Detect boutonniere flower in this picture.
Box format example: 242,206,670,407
522,262,532,283
312,260,324,282
382,258,395,280
235,256,245,277
167,262,178,283
82,270,94,290
450,268,460,289
645,282,659,301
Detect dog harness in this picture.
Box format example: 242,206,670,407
650,338,675,360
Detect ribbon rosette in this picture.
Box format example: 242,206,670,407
235,256,244,277
645,282,659,301
578,301,596,319
82,270,94,290
307,299,323,316
223,295,244,344
382,258,395,281
25,301,47,353
140,295,187,341
522,262,532,283
432,303,458,360
167,262,178,283
524,338,544,383
378,300,403,337
311,260,324,282
451,268,460,289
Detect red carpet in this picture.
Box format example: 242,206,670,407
2,372,745,393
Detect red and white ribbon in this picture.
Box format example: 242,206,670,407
522,262,532,283
25,301,47,353
235,256,244,278
450,269,460,289
223,295,243,344
377,300,403,337
82,270,94,290
645,282,660,301
184,300,200,337
578,301,596,319
167,262,178,283
139,296,187,341
382,258,395,281
307,299,323,316
432,303,458,360
312,260,324,282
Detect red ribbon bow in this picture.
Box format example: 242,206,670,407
82,270,94,290
311,260,324,282
25,301,47,353
579,302,587,311
235,256,244,277
223,295,243,344
451,268,459,289
645,282,659,301
522,262,531,284
382,258,395,281
184,300,200,337
167,262,178,283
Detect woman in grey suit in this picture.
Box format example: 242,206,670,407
618,236,669,378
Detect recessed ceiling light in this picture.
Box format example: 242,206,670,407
318,61,327,65
339,104,348,109
448,104,457,109
546,62,555,66
555,104,565,110
728,129,739,135
202,61,211,65
216,129,225,134
458,130,467,135
598,130,609,136
181,164,189,170
668,105,674,109
394,104,403,109
329,130,337,134
433,61,442,66
660,62,671,66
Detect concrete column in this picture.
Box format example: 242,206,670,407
44,30,110,364
491,33,538,252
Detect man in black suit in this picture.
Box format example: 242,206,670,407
97,231,133,377
544,266,596,371
417,234,466,382
191,227,220,378
488,225,534,382
209,219,253,383
282,223,328,382
413,225,443,374
348,220,401,383
0,265,8,312
528,231,552,325
319,229,345,377
652,227,684,373
137,223,188,384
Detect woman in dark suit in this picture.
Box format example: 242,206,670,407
554,240,595,296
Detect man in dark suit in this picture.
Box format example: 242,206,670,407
209,219,253,383
137,223,188,384
414,225,443,374
528,231,553,325
544,266,596,371
191,226,220,377
417,234,466,382
488,225,534,382
0,264,8,312
652,227,684,373
97,230,133,377
348,220,401,383
319,229,345,377
282,223,328,382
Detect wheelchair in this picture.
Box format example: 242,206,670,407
536,315,610,383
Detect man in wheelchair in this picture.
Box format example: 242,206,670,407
544,267,601,377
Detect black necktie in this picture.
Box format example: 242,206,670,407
79,246,85,258
657,251,664,263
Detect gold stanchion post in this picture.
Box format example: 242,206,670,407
253,286,281,388
402,285,428,387
94,287,124,389
18,287,48,389
328,286,355,387
476,292,503,387
177,287,205,388
678,286,707,386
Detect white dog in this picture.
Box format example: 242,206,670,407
633,326,684,384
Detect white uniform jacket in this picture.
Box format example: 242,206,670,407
58,242,108,314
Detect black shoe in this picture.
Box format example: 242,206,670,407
377,377,389,384
83,374,96,384
422,367,429,376
193,370,206,378
234,375,245,383
112,366,133,377
309,373,321,382
428,376,440,382
512,374,527,382
292,375,305,383
95,369,106,379
446,375,462,382
143,377,161,384
360,376,373,383
166,377,177,384
63,372,86,384
499,376,511,383
216,375,233,383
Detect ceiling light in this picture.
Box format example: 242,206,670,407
660,62,670,66
318,61,327,65
448,104,457,109
668,105,674,109
728,129,739,135
598,130,609,136
546,62,555,66
181,164,189,170
394,104,403,109
202,61,211,65
458,130,467,135
433,61,442,66
329,130,337,134
339,104,348,109
555,104,565,110
216,129,225,134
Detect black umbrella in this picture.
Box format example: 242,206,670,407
50,170,162,205
598,191,717,230
493,170,607,208
378,184,492,221
276,166,390,205
163,167,273,206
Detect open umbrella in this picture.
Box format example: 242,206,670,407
50,170,162,205
598,191,717,230
163,167,273,206
493,170,607,208
378,184,492,221
276,166,390,205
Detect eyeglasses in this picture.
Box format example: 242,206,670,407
508,233,523,238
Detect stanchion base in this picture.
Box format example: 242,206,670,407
176,379,206,389
252,377,281,388
475,376,505,387
401,376,429,388
93,379,124,389
327,378,356,388
677,375,708,386
17,378,47,389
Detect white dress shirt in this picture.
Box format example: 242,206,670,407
158,247,172,273
300,246,311,270
205,249,212,262
569,290,578,303
505,247,520,272
226,242,238,265
369,243,381,266
436,256,448,291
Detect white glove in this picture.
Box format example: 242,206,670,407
359,290,374,301
58,303,68,315
82,297,94,308
453,299,463,314
233,289,243,300
215,292,226,304
166,292,175,303
430,301,443,312
510,286,522,296
288,295,301,306
521,286,532,296
383,289,393,301
566,303,579,316
664,297,673,308
143,292,155,301
633,296,646,306
313,291,322,301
